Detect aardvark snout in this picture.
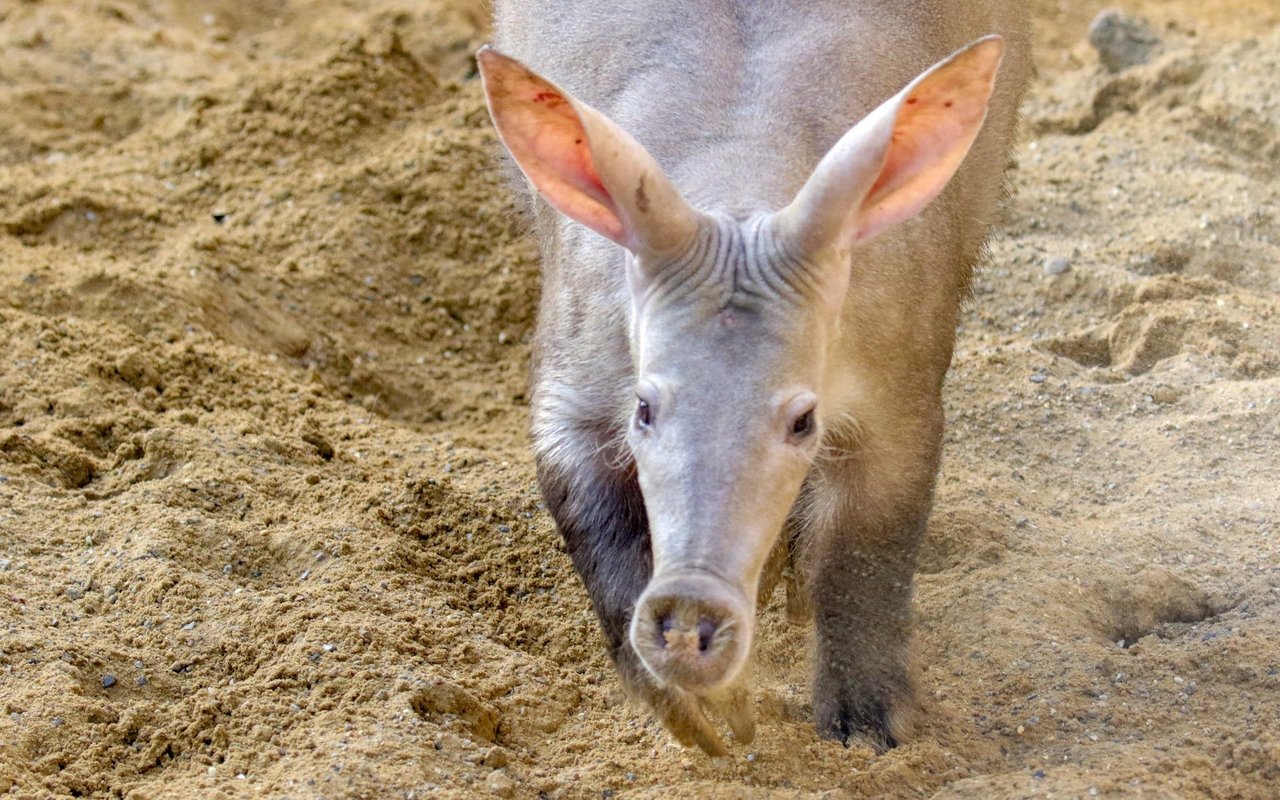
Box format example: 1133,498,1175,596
630,570,752,691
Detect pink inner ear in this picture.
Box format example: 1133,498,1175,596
855,38,1002,242
479,49,627,246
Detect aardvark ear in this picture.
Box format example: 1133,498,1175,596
778,35,1005,255
478,46,703,258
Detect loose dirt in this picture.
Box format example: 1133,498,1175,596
0,1,1277,798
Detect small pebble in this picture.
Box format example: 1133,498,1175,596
1043,256,1071,276
1029,373,1047,384
322,643,337,652
102,674,117,688
485,769,516,798
182,621,197,630
136,675,148,687
66,586,84,600
482,747,509,769
1033,769,1047,779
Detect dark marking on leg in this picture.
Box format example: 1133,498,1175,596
536,453,650,656
536,443,728,754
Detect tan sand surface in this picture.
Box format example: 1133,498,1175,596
0,1,1277,797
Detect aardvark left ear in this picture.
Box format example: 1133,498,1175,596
477,45,706,261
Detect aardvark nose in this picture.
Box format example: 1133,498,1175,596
631,570,751,691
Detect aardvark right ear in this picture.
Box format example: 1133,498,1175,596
477,46,704,259
778,35,1005,256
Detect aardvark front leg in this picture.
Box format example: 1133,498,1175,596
802,407,944,750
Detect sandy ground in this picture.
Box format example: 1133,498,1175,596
0,1,1277,798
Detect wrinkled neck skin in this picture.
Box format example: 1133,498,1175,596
624,212,843,619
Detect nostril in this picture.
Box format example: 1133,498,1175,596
657,613,675,647
697,617,717,653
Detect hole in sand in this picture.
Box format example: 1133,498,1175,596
1042,333,1114,369
1095,567,1229,649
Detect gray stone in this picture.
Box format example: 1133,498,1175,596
1044,256,1072,276
1089,10,1160,73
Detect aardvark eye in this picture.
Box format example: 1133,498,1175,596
636,398,652,428
791,409,814,438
